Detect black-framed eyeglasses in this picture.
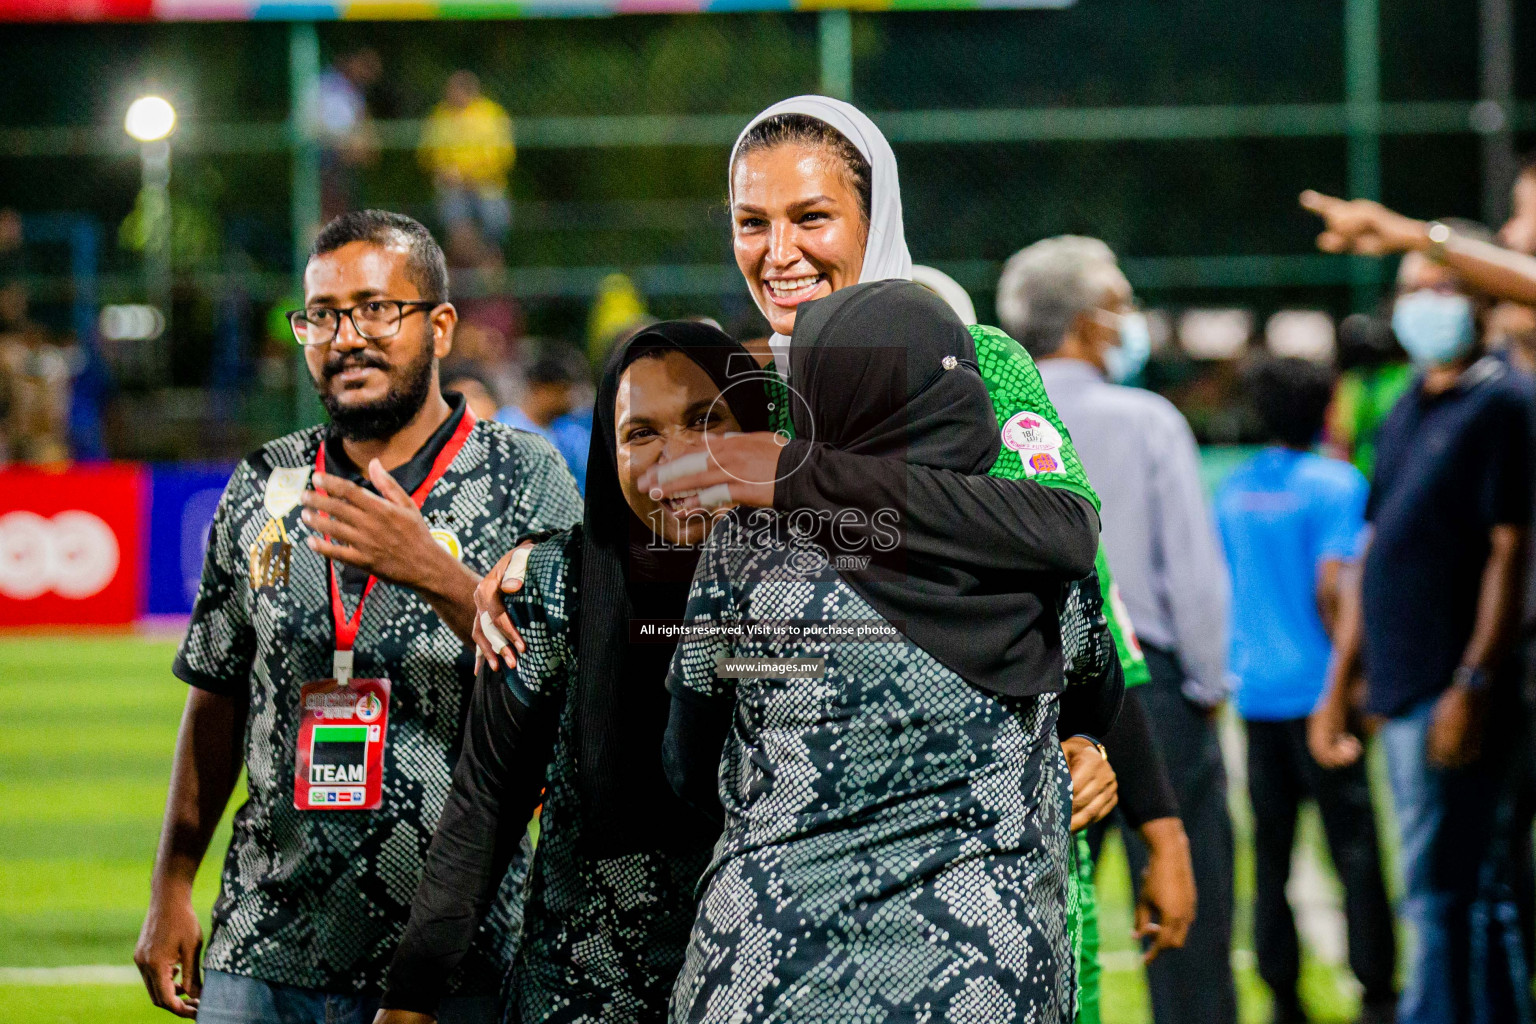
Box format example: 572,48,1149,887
286,299,438,347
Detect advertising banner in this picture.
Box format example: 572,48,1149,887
146,464,234,617
0,0,1072,21
0,464,147,627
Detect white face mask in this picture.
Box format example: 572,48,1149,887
1391,290,1476,367
1092,308,1151,383
1104,311,1151,383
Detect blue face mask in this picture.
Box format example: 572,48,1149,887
1392,290,1476,367
1104,311,1151,383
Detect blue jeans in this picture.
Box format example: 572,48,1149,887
436,185,512,243
198,970,498,1024
1381,697,1530,1024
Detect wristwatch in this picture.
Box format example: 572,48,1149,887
1070,734,1110,762
1452,664,1490,691
1425,221,1453,264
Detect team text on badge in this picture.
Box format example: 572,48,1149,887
293,677,391,811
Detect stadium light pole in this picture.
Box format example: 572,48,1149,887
819,10,853,102
288,23,325,432
125,95,176,381
1343,0,1382,313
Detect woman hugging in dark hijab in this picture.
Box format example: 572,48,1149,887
376,322,770,1024
664,281,1075,1024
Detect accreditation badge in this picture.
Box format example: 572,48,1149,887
293,676,390,811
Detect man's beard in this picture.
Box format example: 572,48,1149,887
316,337,436,442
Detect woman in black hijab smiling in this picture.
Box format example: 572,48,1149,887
664,282,1074,1024
376,322,770,1024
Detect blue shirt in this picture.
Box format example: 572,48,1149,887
1362,357,1534,718
496,405,592,495
1216,448,1368,721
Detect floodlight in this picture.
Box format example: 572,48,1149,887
124,96,176,143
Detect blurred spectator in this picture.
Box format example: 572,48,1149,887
494,349,590,494
452,246,526,403
1498,153,1536,986
0,210,22,463
586,272,650,369
317,48,381,221
999,236,1237,1024
1329,312,1413,477
418,72,515,258
1498,155,1536,256
1312,186,1536,997
1216,357,1396,1024
0,208,21,279
1311,237,1534,1024
1491,156,1536,374
0,281,72,464
1487,301,1536,372
440,362,501,422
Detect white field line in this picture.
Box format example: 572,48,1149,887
0,965,141,985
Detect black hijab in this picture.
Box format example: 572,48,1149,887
789,280,1060,698
573,321,771,856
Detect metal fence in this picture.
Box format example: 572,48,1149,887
0,0,1527,458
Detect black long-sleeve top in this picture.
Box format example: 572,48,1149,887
381,666,555,1015
1088,688,1180,828
776,442,1100,579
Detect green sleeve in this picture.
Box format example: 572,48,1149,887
970,325,1148,685
765,365,795,438
1069,832,1102,1024
968,324,1099,511
1096,546,1150,689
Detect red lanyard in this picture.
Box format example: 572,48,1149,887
314,408,477,656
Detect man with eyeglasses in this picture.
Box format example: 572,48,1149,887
133,210,580,1023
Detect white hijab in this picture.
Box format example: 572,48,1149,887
730,95,913,379
910,265,978,326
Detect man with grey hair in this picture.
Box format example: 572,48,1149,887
999,235,1236,1024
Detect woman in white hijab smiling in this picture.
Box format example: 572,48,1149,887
643,95,1135,732
642,97,1111,685
641,95,1197,1022
727,95,912,374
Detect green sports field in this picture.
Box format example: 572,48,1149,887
0,635,1364,1024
